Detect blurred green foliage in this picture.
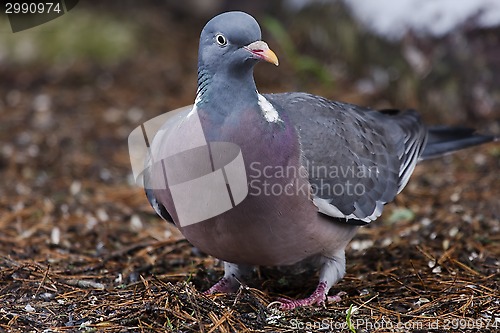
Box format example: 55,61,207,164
0,9,138,64
386,207,416,225
262,16,334,87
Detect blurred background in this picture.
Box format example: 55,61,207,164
1,0,499,283
0,1,499,330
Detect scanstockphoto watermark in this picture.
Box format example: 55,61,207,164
249,177,367,197
248,161,379,179
289,317,429,331
248,161,379,197
289,317,499,332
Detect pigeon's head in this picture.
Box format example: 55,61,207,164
198,11,279,76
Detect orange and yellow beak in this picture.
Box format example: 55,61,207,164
244,41,279,66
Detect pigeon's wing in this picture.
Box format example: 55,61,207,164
265,92,427,225
142,105,195,223
145,188,173,222
144,153,173,223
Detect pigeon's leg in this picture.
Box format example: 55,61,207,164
278,252,346,310
204,261,253,294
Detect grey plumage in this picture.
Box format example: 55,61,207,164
420,126,495,160
143,11,496,310
265,93,428,224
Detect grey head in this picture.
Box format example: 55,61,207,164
197,11,278,99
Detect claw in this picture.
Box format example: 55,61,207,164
277,281,345,310
203,276,238,295
327,291,346,303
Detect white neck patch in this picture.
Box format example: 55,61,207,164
257,94,282,123
186,93,203,118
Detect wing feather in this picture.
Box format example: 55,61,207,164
265,93,427,224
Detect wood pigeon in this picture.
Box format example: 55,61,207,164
143,11,496,310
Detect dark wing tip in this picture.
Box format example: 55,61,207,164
145,188,173,223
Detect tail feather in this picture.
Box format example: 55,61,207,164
421,126,496,160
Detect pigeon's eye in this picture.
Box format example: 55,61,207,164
215,34,227,46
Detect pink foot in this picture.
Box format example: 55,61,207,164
203,277,238,295
327,291,346,303
277,282,345,310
